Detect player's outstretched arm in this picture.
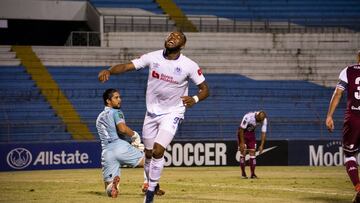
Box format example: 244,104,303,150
326,87,344,132
98,62,136,83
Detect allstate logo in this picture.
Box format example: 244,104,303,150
7,148,32,169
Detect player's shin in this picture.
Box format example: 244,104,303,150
345,156,360,187
240,155,246,177
249,156,257,178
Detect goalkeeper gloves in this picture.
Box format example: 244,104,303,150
131,131,141,146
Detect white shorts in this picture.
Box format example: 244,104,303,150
142,111,184,149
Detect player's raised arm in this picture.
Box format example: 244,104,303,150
326,87,344,132
98,62,136,83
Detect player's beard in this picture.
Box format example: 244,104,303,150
113,104,120,109
164,42,181,53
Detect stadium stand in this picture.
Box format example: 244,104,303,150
1,0,358,142
173,0,360,32
89,0,163,14
0,64,72,142
30,31,352,140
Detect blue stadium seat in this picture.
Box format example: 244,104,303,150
89,0,163,14
46,66,344,141
174,0,360,31
0,66,72,142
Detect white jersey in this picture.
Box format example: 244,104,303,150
239,111,267,133
132,50,205,115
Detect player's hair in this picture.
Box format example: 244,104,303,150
256,110,267,121
103,88,119,106
179,31,187,45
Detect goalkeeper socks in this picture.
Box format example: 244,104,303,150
249,156,256,176
148,157,165,191
240,155,246,176
345,158,359,186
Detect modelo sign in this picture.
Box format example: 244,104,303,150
0,142,101,171
288,140,350,166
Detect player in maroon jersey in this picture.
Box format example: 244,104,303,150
326,51,360,203
237,111,267,179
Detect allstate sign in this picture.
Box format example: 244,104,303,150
0,141,101,171
7,148,33,169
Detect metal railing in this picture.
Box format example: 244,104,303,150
65,31,100,46
103,15,360,33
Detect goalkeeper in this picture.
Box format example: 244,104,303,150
96,88,145,198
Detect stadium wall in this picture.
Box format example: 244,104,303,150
0,140,346,171
0,0,87,21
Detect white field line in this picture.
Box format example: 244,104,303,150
172,182,353,197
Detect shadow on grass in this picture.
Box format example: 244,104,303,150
302,196,350,203
82,190,145,198
84,191,104,197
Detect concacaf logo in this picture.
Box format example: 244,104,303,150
7,148,32,169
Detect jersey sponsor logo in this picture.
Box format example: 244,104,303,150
7,148,32,169
197,68,203,76
151,70,179,84
152,70,160,79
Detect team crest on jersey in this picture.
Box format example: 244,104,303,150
153,62,160,69
174,67,182,75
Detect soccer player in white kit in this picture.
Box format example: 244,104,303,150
98,31,210,203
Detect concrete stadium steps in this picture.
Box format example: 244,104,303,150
104,32,360,50
32,32,360,87
0,46,21,66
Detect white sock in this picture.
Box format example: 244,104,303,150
144,158,151,182
148,157,165,191
143,171,148,183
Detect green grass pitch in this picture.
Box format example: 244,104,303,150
0,166,354,203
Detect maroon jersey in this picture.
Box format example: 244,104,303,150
338,64,360,156
338,64,360,117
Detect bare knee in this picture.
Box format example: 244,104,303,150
152,143,165,159
145,149,153,159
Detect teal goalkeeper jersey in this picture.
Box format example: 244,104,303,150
96,106,126,148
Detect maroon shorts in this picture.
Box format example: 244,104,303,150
342,114,360,156
244,131,256,150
